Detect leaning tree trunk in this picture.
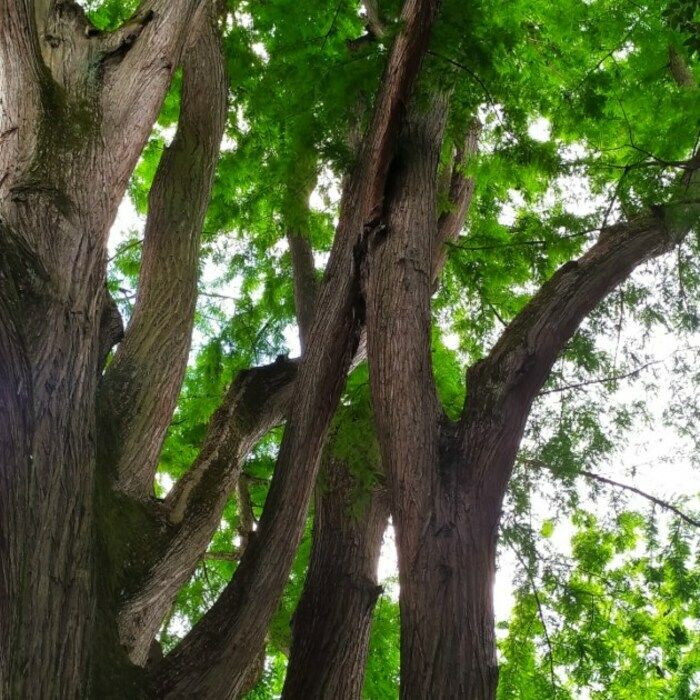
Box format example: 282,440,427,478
282,456,389,699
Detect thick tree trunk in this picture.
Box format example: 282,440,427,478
0,1,205,695
396,467,499,698
282,457,389,699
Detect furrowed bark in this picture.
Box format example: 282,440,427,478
0,7,111,693
363,94,499,697
282,457,389,699
99,8,228,499
0,1,212,695
288,232,317,350
283,152,318,351
100,0,205,192
365,105,697,696
283,107,480,700
154,2,440,695
283,134,389,696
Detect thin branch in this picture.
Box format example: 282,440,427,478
512,547,558,691
539,346,698,396
527,459,700,528
203,550,241,562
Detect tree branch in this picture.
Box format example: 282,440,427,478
527,459,700,528
288,233,318,352
100,0,205,191
0,2,52,199
432,119,480,284
283,157,319,353
461,159,700,498
99,7,227,499
153,2,441,694
117,357,298,665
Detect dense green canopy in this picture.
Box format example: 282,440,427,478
99,0,700,696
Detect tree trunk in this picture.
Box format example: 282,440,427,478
282,457,389,699
0,1,207,695
396,467,499,698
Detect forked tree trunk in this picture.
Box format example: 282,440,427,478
363,83,698,697
282,457,389,699
0,1,207,696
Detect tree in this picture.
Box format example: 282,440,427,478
1,0,698,698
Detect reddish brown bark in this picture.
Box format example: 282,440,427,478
154,2,441,696
364,87,699,696
282,460,389,699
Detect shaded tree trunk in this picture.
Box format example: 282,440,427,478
0,1,215,695
282,457,389,699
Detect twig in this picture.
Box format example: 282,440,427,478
527,459,700,528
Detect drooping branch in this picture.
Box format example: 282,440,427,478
461,159,700,499
528,459,700,528
154,2,440,695
99,7,227,499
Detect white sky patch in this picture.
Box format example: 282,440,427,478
108,196,143,258
497,189,526,226
251,41,269,62
528,116,551,142
443,333,460,351
612,42,635,61
377,522,399,601
283,324,302,358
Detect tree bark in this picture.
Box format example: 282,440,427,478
282,458,390,699
0,1,205,695
364,81,699,698
99,3,228,500
154,2,440,695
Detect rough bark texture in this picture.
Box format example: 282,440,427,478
154,2,441,696
0,1,209,695
282,461,389,699
99,8,227,500
364,94,500,697
119,357,298,665
364,85,699,697
2,1,697,697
